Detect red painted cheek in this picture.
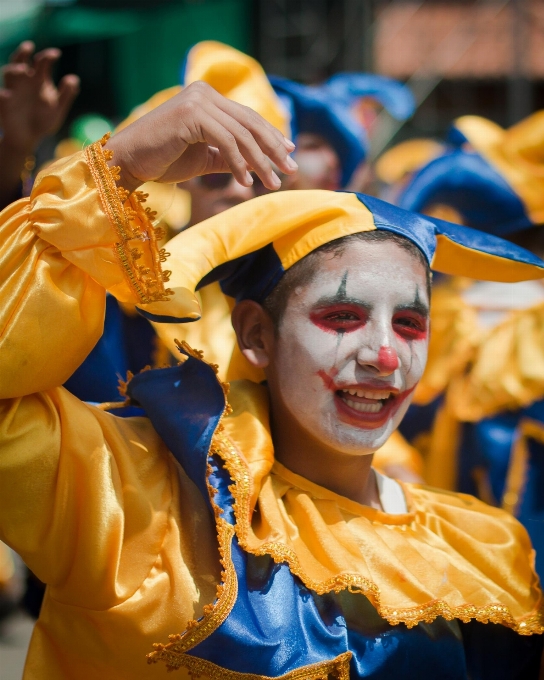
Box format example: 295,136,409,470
378,346,399,373
317,367,339,390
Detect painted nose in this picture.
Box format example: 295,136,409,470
357,344,399,376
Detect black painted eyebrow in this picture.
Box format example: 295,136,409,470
394,300,429,317
313,294,429,316
313,293,373,309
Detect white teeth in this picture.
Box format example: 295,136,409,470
344,399,383,413
341,388,392,400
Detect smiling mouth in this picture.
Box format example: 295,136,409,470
337,388,395,413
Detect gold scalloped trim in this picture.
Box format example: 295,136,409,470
147,519,238,669
147,344,238,670
211,432,544,635
85,134,173,304
149,650,352,678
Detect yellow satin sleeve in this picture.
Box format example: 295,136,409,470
0,139,171,399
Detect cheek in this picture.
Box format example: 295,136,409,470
401,338,428,381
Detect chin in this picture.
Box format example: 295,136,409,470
309,401,410,456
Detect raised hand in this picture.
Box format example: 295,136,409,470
0,40,80,155
105,81,298,193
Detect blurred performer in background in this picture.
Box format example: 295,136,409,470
0,40,79,208
395,111,544,577
270,72,415,192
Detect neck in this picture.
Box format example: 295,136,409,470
269,393,381,509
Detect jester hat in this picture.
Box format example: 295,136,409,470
117,41,289,136
397,111,544,236
135,190,544,324
269,74,415,188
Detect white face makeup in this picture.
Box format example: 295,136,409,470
269,239,430,455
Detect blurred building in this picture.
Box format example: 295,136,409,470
254,0,544,152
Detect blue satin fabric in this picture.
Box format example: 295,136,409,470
357,192,543,270
64,295,160,403
397,151,532,236
126,357,542,678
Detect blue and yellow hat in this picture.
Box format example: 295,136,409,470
135,190,544,324
270,74,415,188
397,112,544,236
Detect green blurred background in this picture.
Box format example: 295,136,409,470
0,0,251,119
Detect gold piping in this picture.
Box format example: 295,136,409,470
150,650,352,678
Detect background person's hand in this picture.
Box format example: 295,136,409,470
0,40,80,155
105,81,297,193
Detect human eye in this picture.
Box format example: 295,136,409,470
392,312,428,340
310,305,367,333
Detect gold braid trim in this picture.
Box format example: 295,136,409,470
84,133,173,304
211,433,544,635
151,650,352,678
148,343,237,669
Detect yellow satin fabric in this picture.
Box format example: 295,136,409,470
152,282,236,381
222,381,543,631
0,148,222,679
455,112,544,226
0,541,14,586
416,277,544,418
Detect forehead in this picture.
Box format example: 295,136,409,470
295,239,428,301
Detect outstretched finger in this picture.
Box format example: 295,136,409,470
57,74,80,118
206,107,284,190
10,41,35,65
2,63,31,90
184,108,254,187
33,48,61,84
203,87,297,175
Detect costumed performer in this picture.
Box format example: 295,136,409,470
395,111,544,577
66,40,423,483
1,83,544,679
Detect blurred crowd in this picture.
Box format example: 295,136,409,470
1,36,544,665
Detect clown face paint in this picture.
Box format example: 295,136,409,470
269,239,429,455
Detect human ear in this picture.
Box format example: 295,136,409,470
231,300,275,368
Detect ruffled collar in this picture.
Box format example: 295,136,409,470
217,379,544,633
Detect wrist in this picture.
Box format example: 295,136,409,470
103,136,143,194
